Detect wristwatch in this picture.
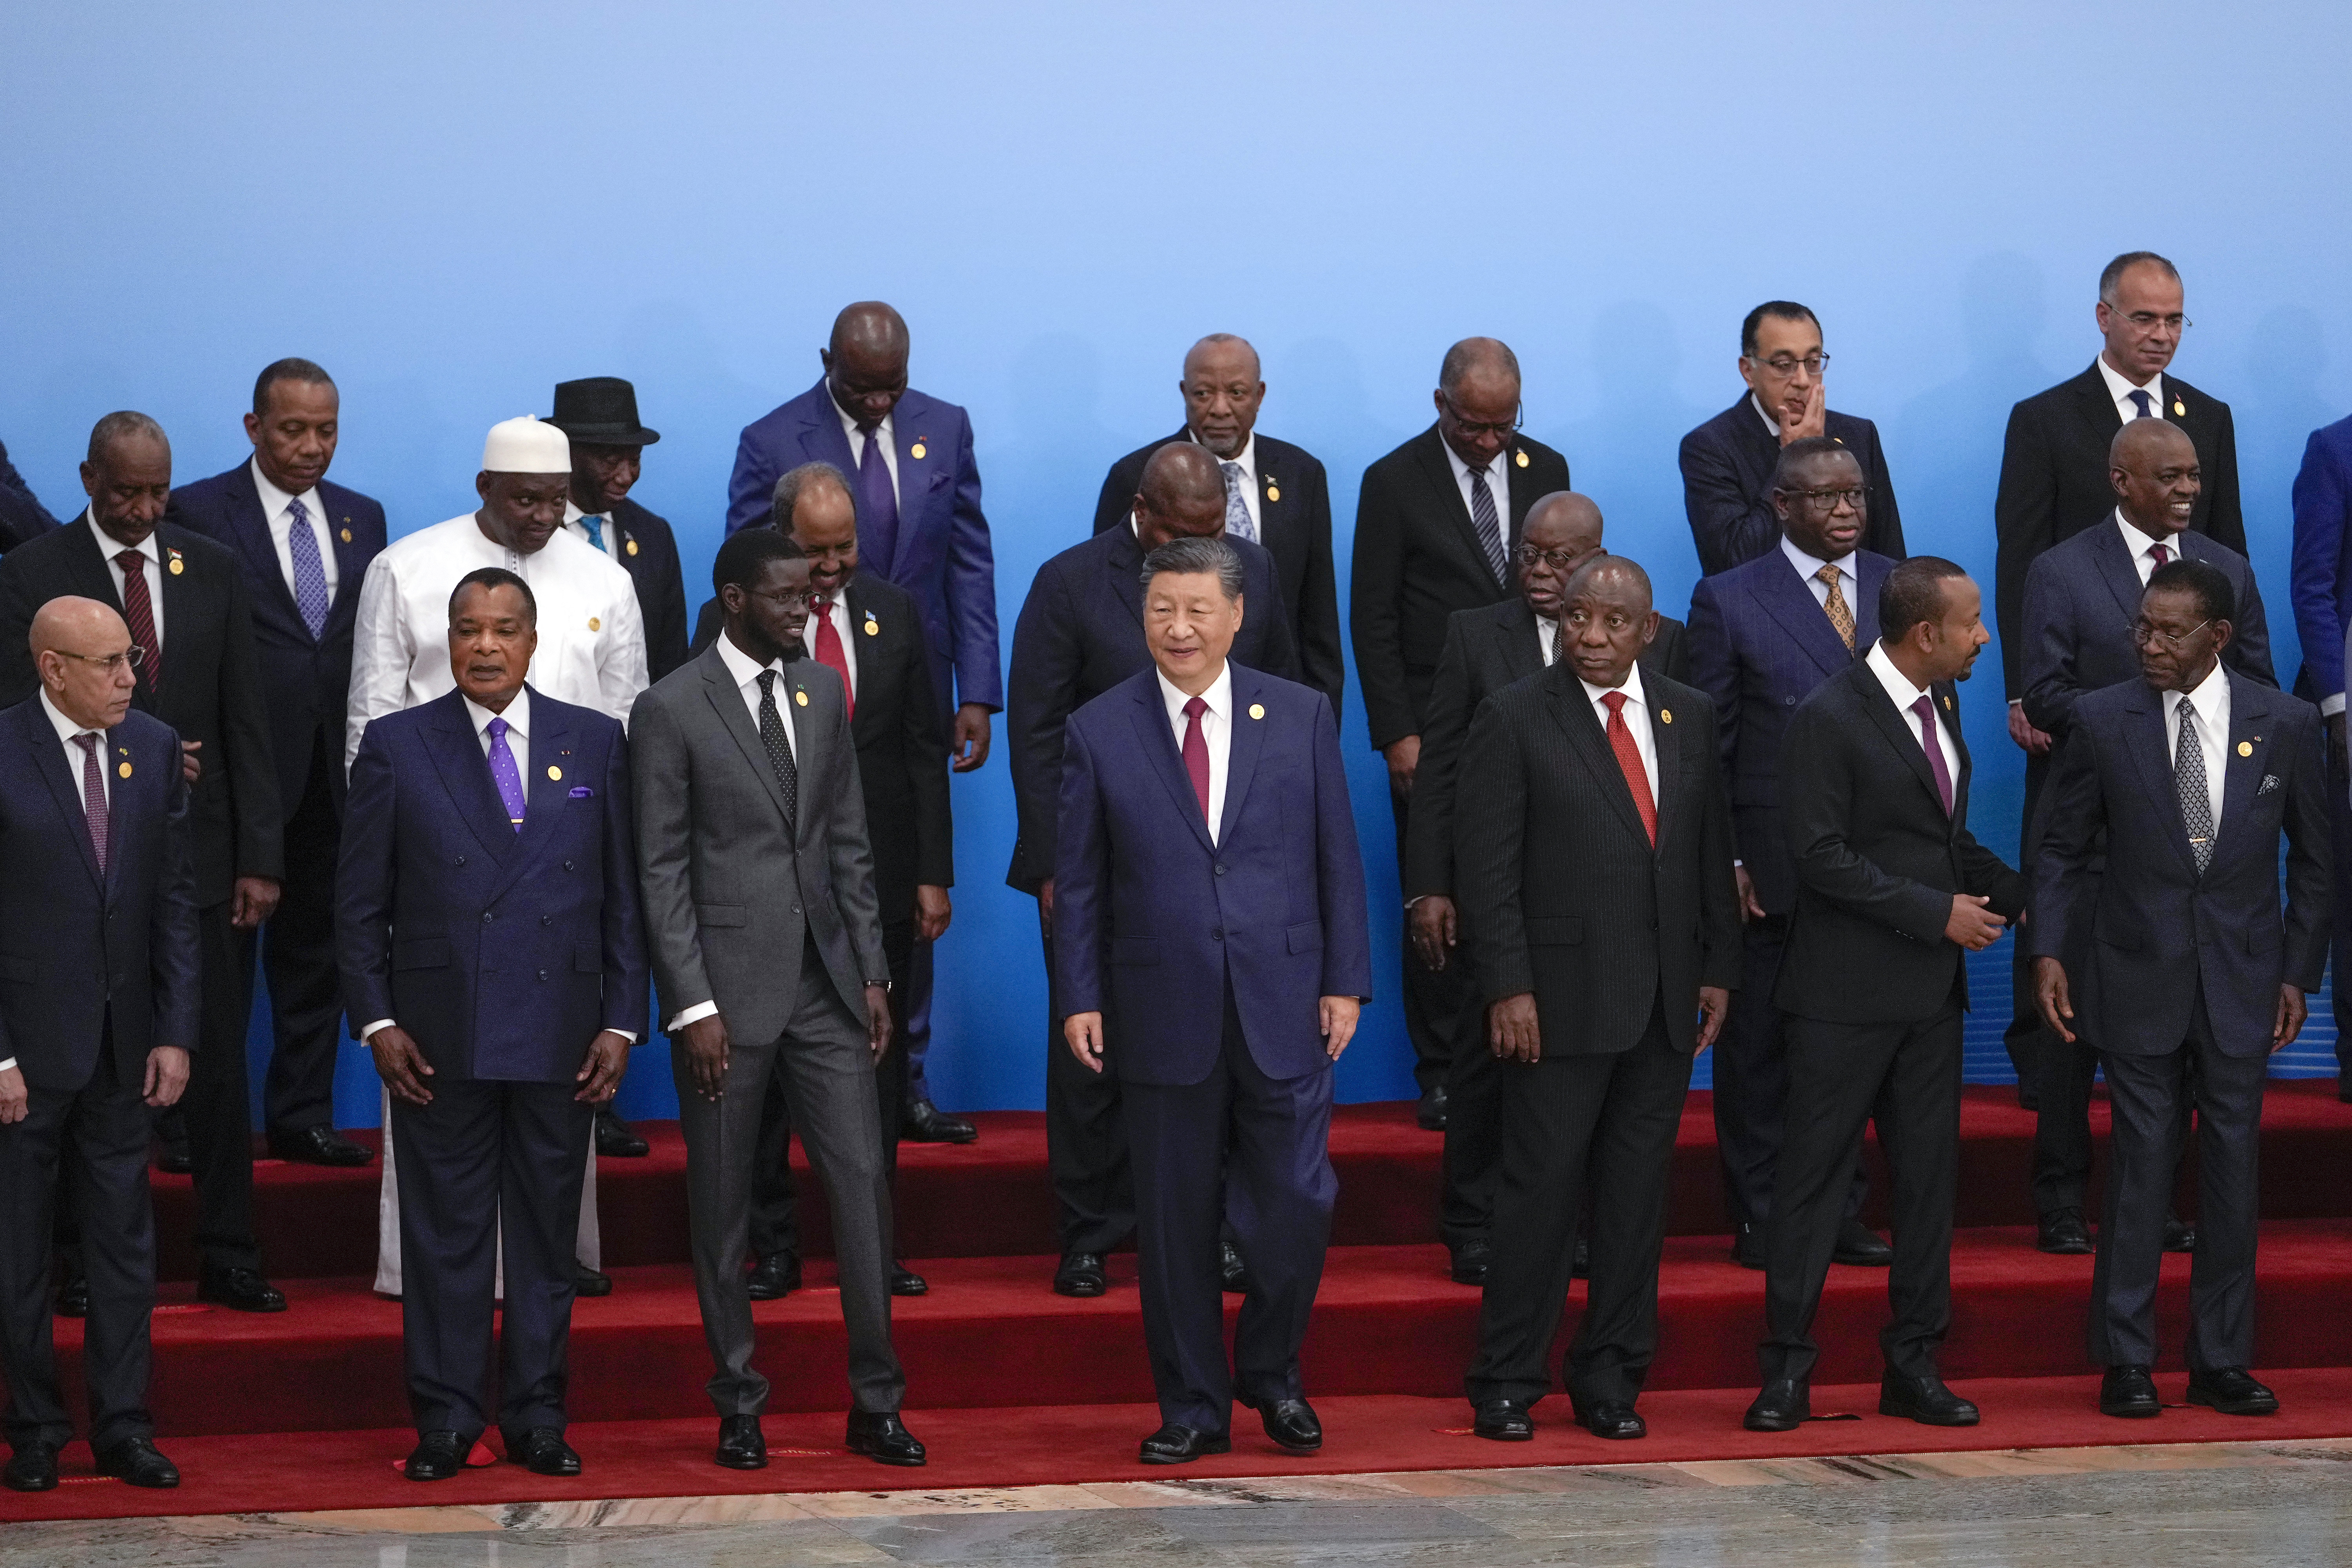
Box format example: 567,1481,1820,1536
866,978,893,993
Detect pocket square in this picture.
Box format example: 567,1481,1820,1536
568,786,595,799
2258,775,2280,795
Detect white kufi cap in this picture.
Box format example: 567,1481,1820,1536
481,416,570,474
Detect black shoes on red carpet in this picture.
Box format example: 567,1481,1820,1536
847,1410,927,1466
1240,1394,1323,1453
1139,1423,1230,1464
269,1125,376,1166
94,1436,179,1488
2188,1368,2279,1415
3,1443,58,1491
1472,1398,1534,1441
1054,1251,1108,1296
1880,1371,1979,1426
405,1431,469,1481
747,1252,802,1299
2101,1364,2162,1417
198,1263,287,1312
1415,1084,1448,1131
510,1427,582,1475
714,1415,766,1469
1744,1378,1810,1431
1577,1401,1646,1439
905,1097,979,1143
2038,1208,2095,1254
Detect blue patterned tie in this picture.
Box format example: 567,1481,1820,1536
577,512,606,552
857,425,900,576
2128,389,2154,419
286,496,330,640
1468,465,1508,583
485,716,527,831
1219,461,1256,542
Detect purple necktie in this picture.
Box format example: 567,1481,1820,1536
857,424,900,577
485,716,526,831
286,495,331,640
73,733,110,872
1911,695,1954,816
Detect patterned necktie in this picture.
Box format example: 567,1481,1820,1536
116,549,162,691
286,496,331,639
485,716,526,831
73,733,110,873
756,670,800,827
1543,619,1558,666
1910,695,1955,815
812,597,855,720
577,512,607,552
1181,695,1211,826
1817,563,1857,653
856,425,900,577
2149,541,2171,570
1468,465,1508,584
2129,388,2155,419
2175,698,2213,873
1599,691,1657,846
1218,462,1256,543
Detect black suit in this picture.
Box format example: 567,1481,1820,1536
1404,596,1686,1249
599,499,690,682
168,463,386,1139
1091,431,1344,716
1764,658,2027,1385
0,701,198,1454
1679,398,1907,577
1005,524,1298,1256
0,519,283,1278
1351,425,1572,1095
1455,665,1738,1410
0,439,58,554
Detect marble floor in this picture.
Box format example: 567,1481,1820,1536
9,1437,2351,1566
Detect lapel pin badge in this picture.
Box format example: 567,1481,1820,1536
1660,708,1672,724
2239,740,2254,756
118,760,133,778
339,525,353,543
911,438,927,460
1514,449,1529,468
626,537,639,556
795,689,809,707
1944,694,1955,710
863,612,879,636
1264,473,1281,503
587,616,601,632
2173,399,2187,417
167,549,185,575
547,765,563,780
1249,703,1265,720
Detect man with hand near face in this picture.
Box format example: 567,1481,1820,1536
2033,561,2327,1421
1056,534,1371,1465
337,570,646,1483
1681,301,1907,576
1455,557,1737,1445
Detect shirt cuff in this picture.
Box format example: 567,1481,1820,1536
607,1031,639,1045
666,1001,719,1032
359,1019,397,1042
2325,693,2345,717
0,1058,16,1074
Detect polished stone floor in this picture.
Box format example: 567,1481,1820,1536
9,1437,2352,1566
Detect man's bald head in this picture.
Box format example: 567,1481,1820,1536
823,302,912,428
1183,333,1260,382
1132,443,1231,553
1516,492,1605,621
1434,338,1522,468
2111,415,2195,471
1437,337,1521,397
2109,414,2202,538
1523,492,1603,551
1558,555,1657,690
80,411,173,552
32,596,138,730
1563,554,1652,613
830,301,909,359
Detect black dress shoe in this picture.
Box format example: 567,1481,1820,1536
1450,1236,1491,1286
1416,1084,1448,1132
1577,1400,1646,1440
405,1430,469,1482
54,1275,88,1318
94,1435,179,1488
2187,1367,2279,1415
1472,1398,1534,1441
904,1097,979,1144
747,1253,802,1300
1240,1394,1321,1453
846,1410,927,1466
198,1264,287,1313
1573,1237,1590,1279
1139,1422,1230,1464
268,1125,375,1166
890,1263,929,1296
574,1264,612,1298
1220,1239,1251,1294
1833,1218,1894,1267
1731,1225,1766,1271
509,1426,582,1475
2037,1208,2094,1255
1879,1370,1979,1426
714,1414,766,1470
3,1443,58,1492
2100,1364,2162,1418
2163,1214,2198,1254
1054,1251,1107,1297
594,1106,650,1158
156,1137,193,1176
1744,1379,1809,1431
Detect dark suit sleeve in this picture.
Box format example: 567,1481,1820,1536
1994,400,2058,701
218,566,285,882
1294,459,1346,717
642,533,691,682
944,412,1004,712
1349,466,1414,750
1695,705,1742,992
1404,613,1475,899
2025,722,2104,962
1865,423,1906,561
724,428,776,537
626,687,710,1015
334,723,398,1034
1091,460,1132,535
689,597,721,656
2203,401,2246,555
0,554,42,705
2226,565,2277,689
1005,563,1083,890
1048,715,1108,1019
820,678,890,991
152,733,202,1053
2018,555,2084,736
903,633,955,888
2282,706,2332,991
1680,424,1775,577
1454,696,1533,1005
1311,691,1374,999
1650,617,1691,685
0,442,56,553
1255,557,1302,685
1954,816,2027,920
598,723,650,1036
1683,576,1747,863
1780,699,1951,944
2290,429,2349,705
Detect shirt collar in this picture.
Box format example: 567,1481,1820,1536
563,498,606,525
2168,659,2229,726
836,396,893,448
1749,392,1782,440
249,457,319,524
715,628,788,691
1441,437,1501,487
461,686,530,742
1578,662,1647,711
1189,429,1256,482
1779,533,1851,583
2096,354,2162,404
39,687,101,745
1156,661,1232,727
86,508,160,566
1866,639,1934,711
2114,508,2173,561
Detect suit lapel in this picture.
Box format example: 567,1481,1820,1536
885,395,939,583
1105,528,1146,629
1853,554,1888,648
2073,361,2125,449
1544,670,1649,848
1498,600,1546,681
793,380,859,472
1216,670,1270,848
2087,519,2148,628
1854,666,1950,824
1650,679,1686,852
223,466,308,635
2216,675,2273,865
25,704,103,891
322,485,370,626
420,697,515,862
481,694,572,903
1755,552,1856,677
1126,681,1216,856
1939,683,1972,822
2118,681,2198,875
1253,437,1290,558
152,535,191,686
842,579,882,746
699,645,794,826
1411,428,1505,595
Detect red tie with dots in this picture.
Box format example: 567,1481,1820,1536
1601,691,1657,846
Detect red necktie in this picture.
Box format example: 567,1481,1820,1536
1601,690,1657,846
811,597,854,721
2150,542,2171,566
1181,696,1211,823
116,549,162,692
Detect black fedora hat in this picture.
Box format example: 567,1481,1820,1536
548,377,661,446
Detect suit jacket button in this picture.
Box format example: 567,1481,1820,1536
1211,927,1224,941
793,905,804,915
455,855,466,867
1214,863,1227,875
563,860,575,872
541,915,553,926
483,911,495,923
537,968,548,981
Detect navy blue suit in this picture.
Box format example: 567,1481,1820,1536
2287,412,2352,1073
336,687,648,1446
1053,663,1371,1432
1685,545,1890,1237
0,699,197,1454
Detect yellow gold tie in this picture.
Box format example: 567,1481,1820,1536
1818,564,1856,653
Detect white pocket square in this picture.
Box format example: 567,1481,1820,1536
2258,774,2281,795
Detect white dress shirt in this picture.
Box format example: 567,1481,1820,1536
838,399,901,509
1579,663,1659,804
345,514,648,772
2096,354,2169,425
1193,430,1261,541
251,457,340,600
1866,640,1960,800
1537,614,1561,666
809,591,860,698
2164,659,2230,833
1751,392,1784,440
2114,510,2185,586
39,687,110,812
86,510,164,652
1157,662,1232,844
1780,534,1857,615
1441,441,1510,547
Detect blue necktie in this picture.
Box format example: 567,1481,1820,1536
577,512,606,552
286,496,330,640
2128,389,2155,419
486,717,526,831
1219,461,1256,542
857,425,900,576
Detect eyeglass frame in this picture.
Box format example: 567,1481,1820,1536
1742,351,1831,378
51,646,146,673
2129,615,2214,652
1437,389,1525,442
742,586,822,612
2107,309,2193,333
1510,543,1590,574
1776,485,1870,513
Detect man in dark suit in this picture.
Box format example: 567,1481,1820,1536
0,597,198,1494
1680,302,1907,576
167,359,385,1169
0,413,286,1318
1008,444,1301,1298
1456,557,1738,1443
338,569,647,1481
0,439,58,552
633,528,924,1470
1089,334,1343,714
725,302,999,1145
1405,492,1688,1285
1686,437,1894,1270
1056,534,1371,1464
2287,410,2352,1087
1748,557,2028,1434
1352,338,1572,1128
2032,559,2328,1420
687,462,949,1302
2017,418,2275,1252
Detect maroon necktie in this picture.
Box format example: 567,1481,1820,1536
73,733,110,873
116,549,162,692
1911,695,1955,815
1181,696,1211,824
1600,691,1657,846
2150,542,2171,566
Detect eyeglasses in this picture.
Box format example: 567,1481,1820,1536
2130,617,2212,652
56,647,145,673
1511,544,1588,573
2111,311,2192,332
1784,486,1867,512
1439,391,1524,441
746,587,820,611
1746,352,1829,377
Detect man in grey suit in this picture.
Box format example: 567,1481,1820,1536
629,527,925,1471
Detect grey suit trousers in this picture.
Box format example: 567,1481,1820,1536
677,936,904,1416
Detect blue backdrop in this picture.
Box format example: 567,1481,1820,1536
5,4,2349,1125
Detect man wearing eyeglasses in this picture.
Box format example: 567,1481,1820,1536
2016,417,2273,1257
1352,339,1571,1131
1680,302,1907,577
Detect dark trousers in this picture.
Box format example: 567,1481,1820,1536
1712,916,1868,1233
0,1042,154,1452
1042,899,1134,1256
1390,784,1465,1095
390,1076,590,1445
1438,949,1502,1247
749,922,911,1263
1465,1002,1692,1410
2003,751,2053,1098
2089,998,2268,1372
260,728,347,1137
2328,731,2352,1076
1122,993,1336,1433
899,933,936,1103
1762,1006,1962,1385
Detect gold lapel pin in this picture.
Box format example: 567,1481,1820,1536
167,553,184,575
795,689,809,707
587,616,601,632
626,537,639,556
1264,474,1280,503
1660,708,1673,724
2173,399,2187,417
911,440,927,460
1513,450,1529,468
1944,694,1955,710
547,765,563,780
1249,703,1265,720
2239,740,2254,756
339,526,353,543
118,760,133,778
862,612,879,636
